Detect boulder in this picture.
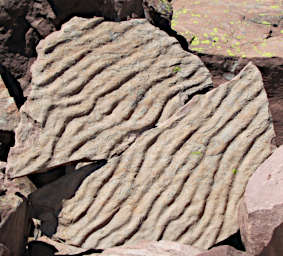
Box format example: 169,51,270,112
171,0,283,58
102,240,203,256
0,163,36,256
6,16,212,178
239,145,283,256
0,75,19,161
29,61,275,250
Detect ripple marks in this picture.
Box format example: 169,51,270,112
7,17,212,178
46,62,275,249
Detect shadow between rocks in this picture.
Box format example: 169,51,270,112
209,230,245,252
26,240,103,256
0,64,26,109
29,160,107,237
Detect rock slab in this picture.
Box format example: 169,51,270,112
102,240,204,256
239,145,283,256
0,163,35,256
7,16,212,178
30,62,275,250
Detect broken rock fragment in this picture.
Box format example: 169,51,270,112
239,145,283,256
7,16,212,178
30,62,275,250
0,164,36,256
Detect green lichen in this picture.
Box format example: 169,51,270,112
191,151,202,155
173,66,181,73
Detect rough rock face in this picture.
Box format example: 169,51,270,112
29,61,275,250
0,75,19,132
28,236,98,255
171,0,283,58
102,241,204,256
197,55,283,146
239,145,283,256
0,0,145,93
0,244,10,256
50,0,144,23
0,164,36,256
197,246,250,256
6,16,212,178
143,0,173,29
0,75,19,161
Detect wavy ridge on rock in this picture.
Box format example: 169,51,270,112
7,17,212,178
29,62,275,249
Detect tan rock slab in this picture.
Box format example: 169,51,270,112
239,145,283,256
30,62,275,250
0,75,19,132
6,16,212,178
102,240,204,256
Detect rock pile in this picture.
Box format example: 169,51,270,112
0,1,283,256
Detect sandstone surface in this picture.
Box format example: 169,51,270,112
171,0,283,58
29,61,275,250
6,16,212,178
0,0,145,93
197,246,250,256
0,75,19,161
0,75,19,132
102,240,204,256
0,165,35,256
239,145,283,256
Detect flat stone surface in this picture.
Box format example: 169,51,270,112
239,145,283,256
6,16,212,178
30,62,275,250
102,241,204,256
172,0,283,57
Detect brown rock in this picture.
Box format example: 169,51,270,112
0,75,19,161
0,244,10,256
0,75,19,132
143,0,173,29
102,240,204,256
6,16,212,178
30,62,274,250
239,145,283,256
0,165,36,256
198,246,250,256
0,0,145,94
28,236,99,255
171,0,283,58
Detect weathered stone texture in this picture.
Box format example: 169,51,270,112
0,75,19,132
30,62,275,250
102,241,204,256
6,17,212,178
197,245,250,256
0,166,35,256
239,145,283,256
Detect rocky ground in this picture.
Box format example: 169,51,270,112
0,1,283,256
